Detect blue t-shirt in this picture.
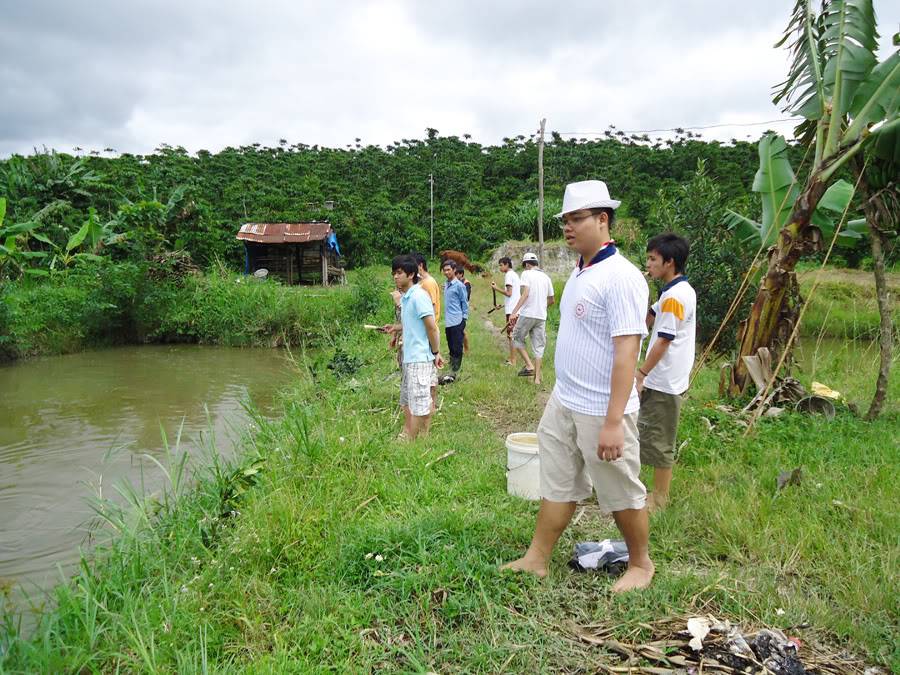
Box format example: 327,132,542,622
401,284,435,364
443,278,469,327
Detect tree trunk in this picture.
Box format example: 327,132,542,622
864,214,893,421
729,180,828,396
852,158,894,420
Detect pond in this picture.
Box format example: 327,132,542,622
0,345,296,610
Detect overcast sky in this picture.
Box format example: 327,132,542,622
2,0,898,157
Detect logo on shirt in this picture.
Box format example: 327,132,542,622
574,301,586,318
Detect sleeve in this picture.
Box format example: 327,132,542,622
415,289,434,320
519,270,530,287
547,275,555,297
460,284,469,315
607,270,649,338
504,271,514,287
654,291,683,341
427,280,440,308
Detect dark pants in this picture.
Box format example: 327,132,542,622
445,319,466,373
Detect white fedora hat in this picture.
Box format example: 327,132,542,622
555,180,621,218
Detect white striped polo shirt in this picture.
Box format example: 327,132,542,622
553,249,649,416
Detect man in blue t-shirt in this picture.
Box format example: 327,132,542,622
383,255,444,440
440,259,469,383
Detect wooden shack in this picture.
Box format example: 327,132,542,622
236,222,344,285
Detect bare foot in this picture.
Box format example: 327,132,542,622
611,561,655,592
647,492,668,514
500,555,548,578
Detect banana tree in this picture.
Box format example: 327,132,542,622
727,0,900,395
0,197,51,279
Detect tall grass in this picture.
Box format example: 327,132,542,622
0,261,383,361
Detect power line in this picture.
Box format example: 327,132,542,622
554,118,796,136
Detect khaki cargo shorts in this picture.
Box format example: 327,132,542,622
537,392,646,513
637,387,683,468
400,361,437,417
511,316,547,357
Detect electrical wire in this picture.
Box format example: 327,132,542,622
554,118,797,136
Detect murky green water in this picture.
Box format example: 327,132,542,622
0,345,296,605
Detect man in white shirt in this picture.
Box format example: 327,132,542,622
509,252,555,385
502,180,654,593
636,233,696,512
491,257,520,367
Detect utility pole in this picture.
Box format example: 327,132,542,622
537,118,546,264
429,173,434,259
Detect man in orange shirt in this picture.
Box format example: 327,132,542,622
414,252,441,410
414,252,441,318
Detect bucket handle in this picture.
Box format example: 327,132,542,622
507,453,539,472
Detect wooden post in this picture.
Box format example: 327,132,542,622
288,245,294,285
429,173,434,259
537,118,546,265
321,243,328,286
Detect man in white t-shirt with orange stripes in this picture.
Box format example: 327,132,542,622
502,180,655,593
636,233,696,512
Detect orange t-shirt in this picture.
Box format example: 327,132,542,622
419,275,441,320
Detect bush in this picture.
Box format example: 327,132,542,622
0,259,144,357
0,261,364,360
648,161,754,347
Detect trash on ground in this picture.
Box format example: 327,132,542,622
569,612,874,674
568,539,629,575
795,395,836,419
811,381,842,400
687,616,710,651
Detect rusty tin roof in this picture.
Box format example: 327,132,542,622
236,222,332,244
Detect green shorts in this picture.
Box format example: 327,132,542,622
637,387,683,469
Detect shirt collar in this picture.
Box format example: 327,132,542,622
402,284,418,300
577,241,617,273
661,275,688,291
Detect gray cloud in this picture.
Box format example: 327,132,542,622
1,0,897,156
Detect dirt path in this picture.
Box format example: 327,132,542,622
799,266,900,291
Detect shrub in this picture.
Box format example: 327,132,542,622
648,161,754,347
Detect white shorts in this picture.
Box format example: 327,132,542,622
538,392,646,513
400,361,437,417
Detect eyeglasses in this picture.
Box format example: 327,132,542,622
558,211,597,230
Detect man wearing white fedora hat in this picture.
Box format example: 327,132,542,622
502,180,654,592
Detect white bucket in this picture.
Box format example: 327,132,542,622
506,432,540,500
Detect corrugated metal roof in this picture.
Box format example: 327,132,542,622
236,222,332,244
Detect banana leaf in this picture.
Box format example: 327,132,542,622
847,51,900,139
724,210,772,248
66,220,91,252
752,134,799,240
774,0,880,123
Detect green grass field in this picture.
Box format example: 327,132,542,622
1,273,897,673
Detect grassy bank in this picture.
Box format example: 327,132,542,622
0,261,383,362
2,273,896,673
797,265,899,340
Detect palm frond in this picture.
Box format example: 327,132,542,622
773,0,826,120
